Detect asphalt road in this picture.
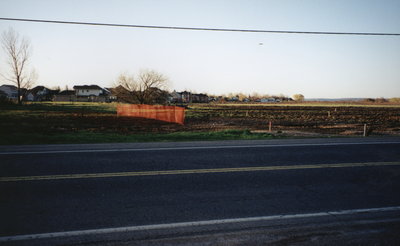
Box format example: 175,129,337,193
1,137,400,245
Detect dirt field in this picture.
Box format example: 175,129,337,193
184,104,400,136
1,102,400,145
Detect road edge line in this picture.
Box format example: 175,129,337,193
1,141,400,155
1,206,400,242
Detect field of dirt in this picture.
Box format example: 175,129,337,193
83,104,400,137
182,105,400,136
2,103,400,140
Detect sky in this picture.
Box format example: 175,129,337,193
0,0,399,98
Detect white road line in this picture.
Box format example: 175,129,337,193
0,141,399,155
1,206,400,242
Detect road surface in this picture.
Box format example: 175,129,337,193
1,137,400,245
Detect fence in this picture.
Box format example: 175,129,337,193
117,104,185,124
257,121,383,137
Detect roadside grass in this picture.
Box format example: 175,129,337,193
0,101,117,114
0,130,276,145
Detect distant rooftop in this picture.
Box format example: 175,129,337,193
0,84,17,89
73,85,102,90
58,90,75,95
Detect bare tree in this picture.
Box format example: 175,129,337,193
115,70,169,104
1,28,36,104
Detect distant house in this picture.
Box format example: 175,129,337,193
26,86,59,101
169,90,182,103
146,87,169,104
192,93,209,103
180,91,192,103
274,96,293,102
73,85,108,102
169,91,209,103
53,90,76,102
260,98,276,103
227,96,239,102
73,85,103,97
107,86,130,103
0,85,18,100
169,91,189,103
0,90,8,102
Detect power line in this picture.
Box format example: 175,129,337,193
1,17,400,36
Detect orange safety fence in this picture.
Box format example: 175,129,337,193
117,104,185,125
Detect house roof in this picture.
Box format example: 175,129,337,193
0,84,18,90
28,86,48,94
73,85,103,90
31,85,47,90
193,93,208,97
58,90,75,95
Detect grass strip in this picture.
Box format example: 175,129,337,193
0,129,277,145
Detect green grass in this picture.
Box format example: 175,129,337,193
0,129,276,145
0,101,117,115
27,101,118,113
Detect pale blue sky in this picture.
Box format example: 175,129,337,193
0,0,399,98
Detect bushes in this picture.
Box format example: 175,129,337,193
389,98,400,103
363,97,400,104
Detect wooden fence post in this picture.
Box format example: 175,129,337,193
363,124,367,137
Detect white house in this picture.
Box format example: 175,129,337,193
73,85,103,96
0,84,18,99
26,86,51,101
